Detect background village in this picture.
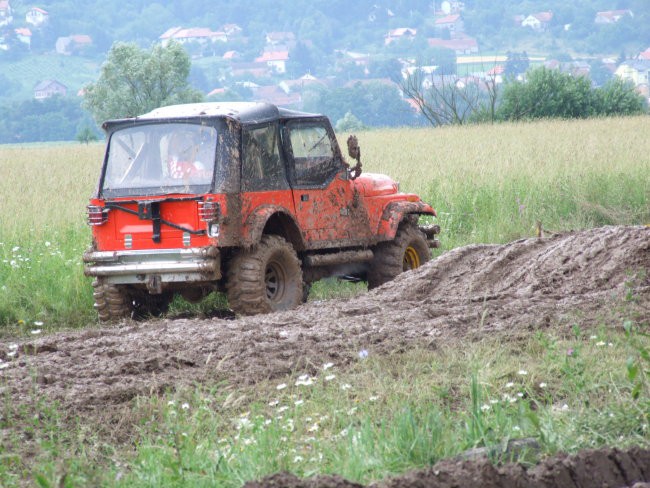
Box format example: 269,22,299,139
0,0,649,134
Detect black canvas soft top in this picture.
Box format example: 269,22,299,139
102,102,322,131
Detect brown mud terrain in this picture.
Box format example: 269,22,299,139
1,225,649,486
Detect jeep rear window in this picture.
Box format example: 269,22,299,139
101,123,218,197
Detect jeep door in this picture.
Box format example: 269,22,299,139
282,119,371,248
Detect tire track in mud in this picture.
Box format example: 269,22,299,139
243,447,650,488
0,225,648,412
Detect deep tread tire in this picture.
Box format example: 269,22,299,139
92,278,131,323
367,224,431,289
227,235,303,315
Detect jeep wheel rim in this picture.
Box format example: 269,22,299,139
403,246,421,271
265,261,286,301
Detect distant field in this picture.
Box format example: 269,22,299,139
0,54,100,102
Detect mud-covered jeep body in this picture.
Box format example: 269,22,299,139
83,102,438,320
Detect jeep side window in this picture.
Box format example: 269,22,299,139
286,123,339,187
242,123,288,191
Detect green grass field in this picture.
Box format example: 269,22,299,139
0,116,649,486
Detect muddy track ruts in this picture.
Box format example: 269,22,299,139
244,446,650,488
0,225,648,413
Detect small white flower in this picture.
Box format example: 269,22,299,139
31,329,41,335
590,335,598,340
0,363,8,370
505,382,515,388
340,383,351,390
323,362,334,370
308,423,319,432
167,400,175,406
539,382,547,388
293,455,304,463
480,404,490,412
181,403,190,410
11,246,19,252
513,426,521,431
347,407,357,415
517,392,524,398
277,406,289,413
268,399,279,406
298,374,309,381
9,344,18,350
294,399,304,406
561,404,569,411
489,399,499,404
324,374,336,381
7,351,16,357
34,321,44,326
518,370,528,375
596,341,606,347
358,349,369,359
369,395,379,402
44,241,51,247
608,342,613,347
276,383,287,390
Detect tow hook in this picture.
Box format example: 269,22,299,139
419,224,441,248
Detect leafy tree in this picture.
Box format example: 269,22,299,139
504,51,529,77
304,81,419,127
0,96,97,143
498,67,594,120
592,78,646,116
335,111,366,132
83,41,204,123
76,126,100,144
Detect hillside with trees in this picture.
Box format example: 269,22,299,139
0,0,648,142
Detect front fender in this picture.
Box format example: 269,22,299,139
377,200,436,240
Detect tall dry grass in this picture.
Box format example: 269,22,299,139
0,142,103,238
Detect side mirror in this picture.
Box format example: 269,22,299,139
346,135,362,180
347,135,360,161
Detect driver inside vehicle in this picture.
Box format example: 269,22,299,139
166,130,209,179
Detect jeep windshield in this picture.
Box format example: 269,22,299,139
101,123,218,198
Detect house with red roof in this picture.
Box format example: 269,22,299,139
265,31,296,49
26,6,48,27
595,10,633,24
255,50,289,74
434,14,464,33
0,0,13,27
521,12,553,31
15,27,31,48
384,28,417,45
160,27,227,47
55,34,92,55
34,79,67,99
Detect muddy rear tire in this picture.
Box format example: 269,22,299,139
92,279,172,322
227,235,303,316
92,278,131,323
367,224,430,289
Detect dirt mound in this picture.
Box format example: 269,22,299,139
244,447,650,488
1,225,648,412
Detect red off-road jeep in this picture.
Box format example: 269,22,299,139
83,102,439,320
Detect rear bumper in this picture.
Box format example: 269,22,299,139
83,247,220,286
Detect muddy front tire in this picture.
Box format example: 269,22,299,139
367,224,430,289
227,235,303,316
92,279,131,323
